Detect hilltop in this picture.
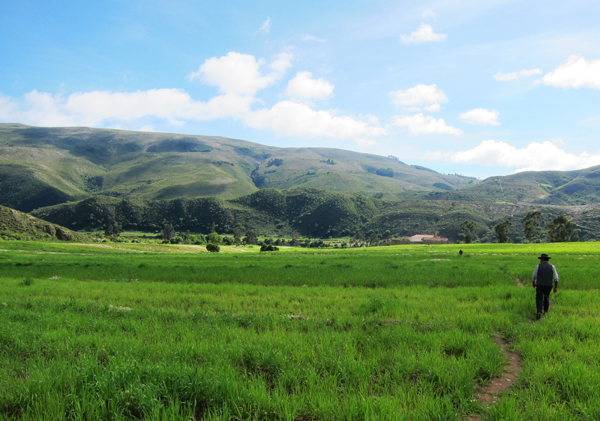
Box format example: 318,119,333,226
0,124,476,212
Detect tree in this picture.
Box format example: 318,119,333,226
522,210,542,243
210,222,216,233
208,231,222,244
206,243,220,252
353,230,365,245
368,233,380,246
233,226,243,244
161,223,175,241
104,222,120,237
460,220,478,244
494,220,512,243
244,229,257,245
547,214,579,242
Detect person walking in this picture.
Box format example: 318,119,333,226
532,253,559,320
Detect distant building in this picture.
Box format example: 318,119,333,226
387,232,448,245
411,232,449,244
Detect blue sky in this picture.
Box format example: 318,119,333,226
2,0,600,178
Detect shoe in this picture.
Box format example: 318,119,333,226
536,312,542,320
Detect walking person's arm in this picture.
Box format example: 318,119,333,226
552,265,559,293
531,265,539,288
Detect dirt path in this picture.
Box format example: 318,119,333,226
516,278,524,287
468,334,521,420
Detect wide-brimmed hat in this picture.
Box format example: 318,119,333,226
537,254,551,260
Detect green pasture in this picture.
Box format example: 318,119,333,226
1,241,599,420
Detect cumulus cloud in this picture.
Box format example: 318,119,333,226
187,52,291,96
0,50,389,143
400,24,446,44
493,68,542,81
269,52,293,75
392,113,462,136
542,55,600,89
428,139,600,172
459,108,500,126
0,89,254,127
259,17,271,33
243,101,386,140
286,71,334,103
422,10,436,19
389,84,448,112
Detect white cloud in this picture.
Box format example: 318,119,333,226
392,113,462,136
389,84,448,112
400,24,446,44
542,55,600,89
259,17,271,34
459,108,500,126
269,52,293,76
493,68,542,81
243,101,386,140
0,50,386,143
0,89,254,127
286,71,334,103
301,35,327,42
187,52,291,96
428,139,600,172
422,10,436,19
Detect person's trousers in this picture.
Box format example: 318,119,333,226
536,286,553,314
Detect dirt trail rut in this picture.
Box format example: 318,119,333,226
468,334,521,420
468,278,526,420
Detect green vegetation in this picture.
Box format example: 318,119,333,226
494,220,512,243
547,214,580,243
1,241,599,420
0,205,89,242
522,210,542,242
28,190,600,243
0,124,479,212
460,220,478,244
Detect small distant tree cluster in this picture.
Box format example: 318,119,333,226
266,158,284,167
206,243,220,252
368,233,380,246
260,244,279,252
104,222,120,237
494,220,512,243
161,223,175,241
522,210,542,242
244,229,258,245
460,220,478,244
547,214,579,242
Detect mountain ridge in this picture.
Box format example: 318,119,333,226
0,123,477,211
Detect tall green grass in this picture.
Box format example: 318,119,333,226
1,241,600,420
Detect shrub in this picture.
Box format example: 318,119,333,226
206,243,220,252
260,245,279,252
20,278,34,286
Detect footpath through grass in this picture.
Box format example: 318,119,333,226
0,242,599,420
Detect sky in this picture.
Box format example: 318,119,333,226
1,0,600,179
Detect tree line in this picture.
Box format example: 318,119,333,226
461,211,580,244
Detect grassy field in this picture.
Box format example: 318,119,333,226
1,241,599,420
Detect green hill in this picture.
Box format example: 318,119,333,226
0,205,89,241
0,124,478,212
411,166,600,206
30,188,600,242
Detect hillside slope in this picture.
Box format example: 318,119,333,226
0,124,477,211
0,205,90,241
31,188,600,242
412,166,600,206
